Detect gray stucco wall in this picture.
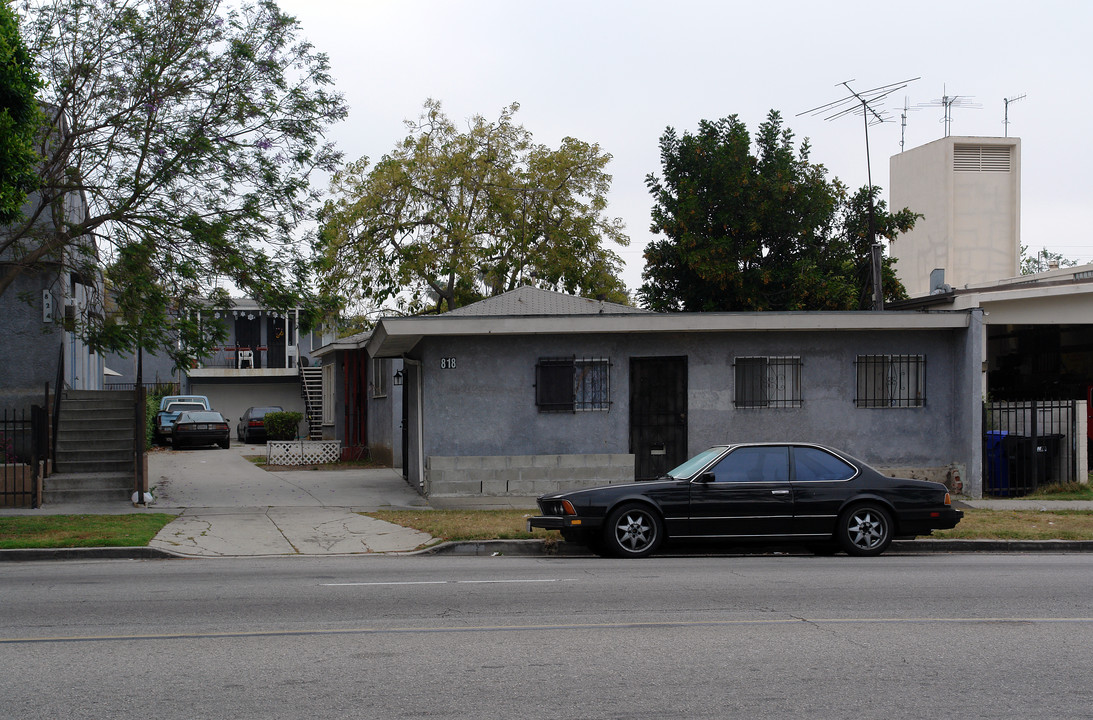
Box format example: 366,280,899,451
0,271,66,408
409,324,978,495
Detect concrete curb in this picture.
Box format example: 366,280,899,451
420,538,1093,557
5,538,1093,561
0,546,181,562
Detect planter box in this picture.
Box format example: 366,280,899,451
267,440,341,467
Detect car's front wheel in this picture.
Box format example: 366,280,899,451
837,503,893,556
603,503,663,558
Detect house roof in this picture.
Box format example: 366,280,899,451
366,307,973,358
446,286,649,317
890,262,1093,324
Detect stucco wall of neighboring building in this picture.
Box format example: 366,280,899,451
186,378,307,439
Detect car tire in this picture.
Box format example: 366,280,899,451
603,503,663,558
837,503,893,557
220,437,230,449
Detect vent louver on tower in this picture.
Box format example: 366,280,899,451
954,144,1012,172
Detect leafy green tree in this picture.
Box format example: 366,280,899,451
839,185,917,308
0,0,40,224
1021,245,1078,275
3,0,347,367
641,111,915,312
316,99,630,316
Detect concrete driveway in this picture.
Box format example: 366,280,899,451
146,442,433,557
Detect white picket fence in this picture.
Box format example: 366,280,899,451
267,440,341,466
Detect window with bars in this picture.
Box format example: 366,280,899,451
855,354,925,408
535,357,611,412
734,356,802,408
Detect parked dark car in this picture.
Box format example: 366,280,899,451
236,406,284,443
527,443,963,558
172,411,231,450
155,397,211,445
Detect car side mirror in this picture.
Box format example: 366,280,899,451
697,472,715,484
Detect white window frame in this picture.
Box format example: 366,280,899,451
322,362,335,425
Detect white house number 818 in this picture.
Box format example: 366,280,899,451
440,357,457,369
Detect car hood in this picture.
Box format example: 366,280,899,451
539,479,682,502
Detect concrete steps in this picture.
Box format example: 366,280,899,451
44,472,133,504
45,390,137,505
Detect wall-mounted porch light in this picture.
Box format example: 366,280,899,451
393,369,404,386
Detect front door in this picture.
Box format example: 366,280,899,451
629,356,688,480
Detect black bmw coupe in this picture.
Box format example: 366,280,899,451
527,443,963,558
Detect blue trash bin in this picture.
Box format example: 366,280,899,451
985,430,1009,496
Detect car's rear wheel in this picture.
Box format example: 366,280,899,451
837,503,893,556
219,437,230,449
603,503,663,558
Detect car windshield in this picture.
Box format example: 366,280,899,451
251,407,282,417
666,447,727,479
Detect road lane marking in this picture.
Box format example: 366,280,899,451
4,617,1093,645
321,579,576,587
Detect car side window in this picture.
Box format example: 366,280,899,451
793,447,856,482
707,446,789,483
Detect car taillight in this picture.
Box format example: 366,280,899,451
249,420,263,427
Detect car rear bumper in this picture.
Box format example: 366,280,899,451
899,508,964,535
174,430,229,447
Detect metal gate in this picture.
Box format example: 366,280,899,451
1,406,48,508
629,356,688,480
983,400,1077,497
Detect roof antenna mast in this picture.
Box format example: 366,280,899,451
916,85,982,137
798,77,919,311
1004,94,1027,137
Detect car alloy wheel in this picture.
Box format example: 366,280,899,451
838,504,893,556
605,503,663,558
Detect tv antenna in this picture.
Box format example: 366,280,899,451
899,96,922,152
1003,93,1026,137
798,77,919,311
916,85,982,137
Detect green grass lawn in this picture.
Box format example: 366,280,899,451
0,514,176,549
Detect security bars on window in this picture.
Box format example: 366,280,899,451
536,357,612,412
733,356,802,408
854,354,926,408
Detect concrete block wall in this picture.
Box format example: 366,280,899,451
425,454,635,497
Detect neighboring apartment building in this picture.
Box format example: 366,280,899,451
0,173,103,410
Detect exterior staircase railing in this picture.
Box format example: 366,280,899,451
298,350,323,440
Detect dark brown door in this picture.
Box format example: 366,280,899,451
630,356,688,480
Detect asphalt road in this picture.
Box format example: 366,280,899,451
2,553,1092,720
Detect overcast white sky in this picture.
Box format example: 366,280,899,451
277,0,1093,292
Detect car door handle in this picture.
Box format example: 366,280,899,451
771,489,790,495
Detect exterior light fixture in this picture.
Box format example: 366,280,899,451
393,369,404,386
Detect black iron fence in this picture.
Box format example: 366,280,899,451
1,406,48,508
983,400,1079,497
